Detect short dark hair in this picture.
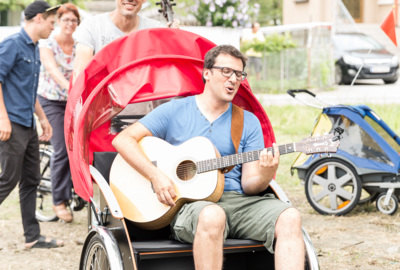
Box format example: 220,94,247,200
202,45,247,83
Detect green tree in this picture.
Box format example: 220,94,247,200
248,0,282,26
148,0,282,27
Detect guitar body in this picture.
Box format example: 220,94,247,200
110,136,225,230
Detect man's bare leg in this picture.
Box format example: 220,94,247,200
193,205,226,270
274,208,305,270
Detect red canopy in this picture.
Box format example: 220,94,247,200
65,28,275,201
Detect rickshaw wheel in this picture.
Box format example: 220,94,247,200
36,149,58,222
376,193,398,215
305,158,362,215
82,234,111,270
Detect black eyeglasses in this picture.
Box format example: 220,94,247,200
212,66,247,81
60,18,79,24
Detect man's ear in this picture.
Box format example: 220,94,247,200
203,68,210,81
34,13,42,23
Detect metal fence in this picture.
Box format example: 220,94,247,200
247,45,334,93
255,23,335,93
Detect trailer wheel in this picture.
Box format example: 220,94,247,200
81,234,111,270
305,158,362,215
376,193,398,215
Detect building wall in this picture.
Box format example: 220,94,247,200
283,0,399,25
363,0,398,24
283,0,334,24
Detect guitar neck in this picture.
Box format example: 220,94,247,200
196,143,296,173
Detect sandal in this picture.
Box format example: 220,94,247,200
53,202,73,223
26,235,64,249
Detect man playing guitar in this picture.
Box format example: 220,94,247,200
112,45,305,269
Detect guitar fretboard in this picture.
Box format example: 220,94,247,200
196,143,296,173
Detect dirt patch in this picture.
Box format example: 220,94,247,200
1,185,400,269
0,189,87,270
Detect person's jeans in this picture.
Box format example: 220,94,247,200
0,122,41,243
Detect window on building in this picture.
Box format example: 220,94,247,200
342,0,363,22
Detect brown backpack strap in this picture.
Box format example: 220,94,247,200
222,104,244,174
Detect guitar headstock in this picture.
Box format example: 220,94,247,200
156,0,175,24
296,134,341,155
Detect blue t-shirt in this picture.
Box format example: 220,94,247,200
0,28,41,128
139,96,265,193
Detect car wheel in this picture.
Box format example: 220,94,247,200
334,64,343,85
383,78,398,84
304,158,362,215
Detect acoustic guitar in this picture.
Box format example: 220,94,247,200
110,134,340,230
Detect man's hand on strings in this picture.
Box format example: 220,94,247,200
259,143,280,182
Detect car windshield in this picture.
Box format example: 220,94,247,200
333,34,384,51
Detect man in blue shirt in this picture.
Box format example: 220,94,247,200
113,45,305,269
0,0,63,249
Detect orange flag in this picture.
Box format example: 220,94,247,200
380,8,397,46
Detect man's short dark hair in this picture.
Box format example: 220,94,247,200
202,45,247,83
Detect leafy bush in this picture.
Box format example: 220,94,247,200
241,32,297,53
191,0,260,27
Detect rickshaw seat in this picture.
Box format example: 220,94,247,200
92,151,275,269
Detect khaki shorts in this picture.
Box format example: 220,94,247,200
170,191,291,253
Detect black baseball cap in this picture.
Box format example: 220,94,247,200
24,1,60,20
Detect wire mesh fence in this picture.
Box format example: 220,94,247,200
249,31,335,93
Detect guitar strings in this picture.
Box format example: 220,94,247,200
175,145,293,174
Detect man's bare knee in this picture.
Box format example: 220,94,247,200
275,208,302,237
197,205,226,236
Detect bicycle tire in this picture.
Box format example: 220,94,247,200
36,148,58,222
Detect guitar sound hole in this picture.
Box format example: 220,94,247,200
176,160,197,181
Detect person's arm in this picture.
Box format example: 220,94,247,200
241,144,280,195
72,43,94,85
112,122,177,206
0,83,12,141
34,98,52,142
0,39,16,141
40,47,70,90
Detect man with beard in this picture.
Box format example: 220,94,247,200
112,45,305,269
72,0,179,83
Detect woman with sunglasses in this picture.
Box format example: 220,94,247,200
37,3,80,223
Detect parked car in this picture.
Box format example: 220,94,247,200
333,32,399,85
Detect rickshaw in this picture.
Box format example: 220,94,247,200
289,89,400,216
65,28,320,269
